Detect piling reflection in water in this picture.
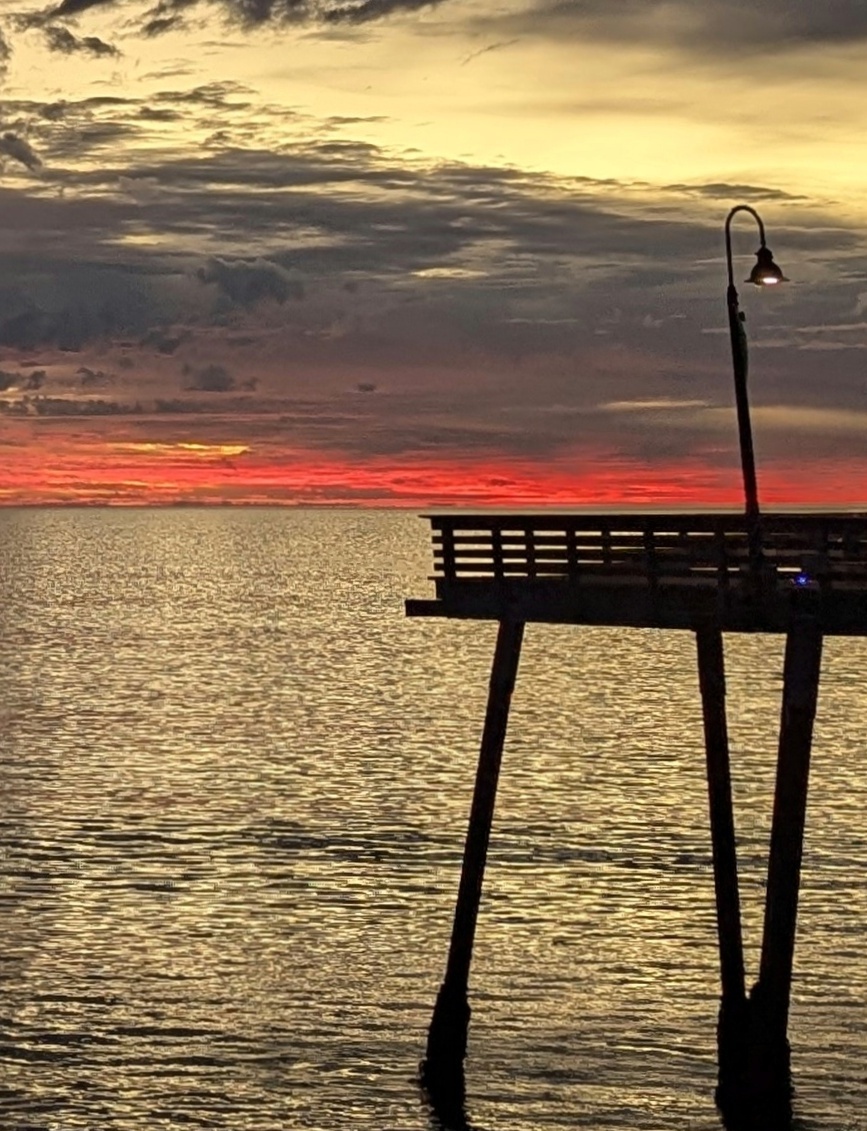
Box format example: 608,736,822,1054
2,508,867,1130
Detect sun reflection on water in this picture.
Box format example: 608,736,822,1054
1,507,867,1129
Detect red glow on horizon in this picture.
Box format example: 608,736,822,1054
3,438,867,509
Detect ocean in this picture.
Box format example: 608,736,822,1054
2,506,867,1130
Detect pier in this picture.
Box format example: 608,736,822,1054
406,510,867,1128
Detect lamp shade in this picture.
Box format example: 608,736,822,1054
747,245,787,286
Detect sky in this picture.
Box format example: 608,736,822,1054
1,0,867,506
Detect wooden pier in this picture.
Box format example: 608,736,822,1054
405,511,867,1129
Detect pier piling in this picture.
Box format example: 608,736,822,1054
421,618,524,1120
744,608,823,1124
695,624,748,1107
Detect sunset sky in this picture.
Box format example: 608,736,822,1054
2,0,867,506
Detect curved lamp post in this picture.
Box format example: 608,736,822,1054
724,204,787,571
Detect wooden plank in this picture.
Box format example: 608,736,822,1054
427,511,867,532
434,541,867,567
436,549,601,563
434,555,867,581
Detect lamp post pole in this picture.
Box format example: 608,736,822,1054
723,205,786,576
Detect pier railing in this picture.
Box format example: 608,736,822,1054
428,512,867,589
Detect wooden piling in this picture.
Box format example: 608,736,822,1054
696,623,749,1116
750,611,823,1067
420,618,525,1117
705,606,824,1129
696,624,746,1006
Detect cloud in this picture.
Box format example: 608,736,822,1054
0,257,200,351
317,0,446,23
43,25,120,55
8,395,133,416
474,1,867,56
0,76,864,476
460,38,519,65
30,0,447,39
187,363,235,392
141,14,185,35
0,132,42,170
196,257,306,306
77,365,114,386
600,398,710,413
48,0,117,16
139,328,189,353
0,112,858,379
754,405,867,434
152,80,252,108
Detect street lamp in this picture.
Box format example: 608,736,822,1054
724,204,787,571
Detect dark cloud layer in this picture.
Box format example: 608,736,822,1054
2,0,446,66
5,0,867,81
48,0,117,16
32,0,867,45
0,82,862,389
8,0,867,79
197,257,305,306
480,0,867,54
1,55,866,476
42,0,445,34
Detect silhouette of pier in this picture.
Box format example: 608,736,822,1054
405,510,867,1129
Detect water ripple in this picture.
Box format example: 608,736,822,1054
1,508,867,1129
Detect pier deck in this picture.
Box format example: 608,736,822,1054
406,511,867,633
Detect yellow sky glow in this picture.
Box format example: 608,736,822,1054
112,442,251,458
6,8,867,210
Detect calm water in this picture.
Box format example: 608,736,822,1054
2,507,867,1131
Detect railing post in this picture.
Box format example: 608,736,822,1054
566,523,579,581
441,519,457,580
524,525,536,578
601,523,612,568
643,526,658,592
714,522,730,591
492,524,504,580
